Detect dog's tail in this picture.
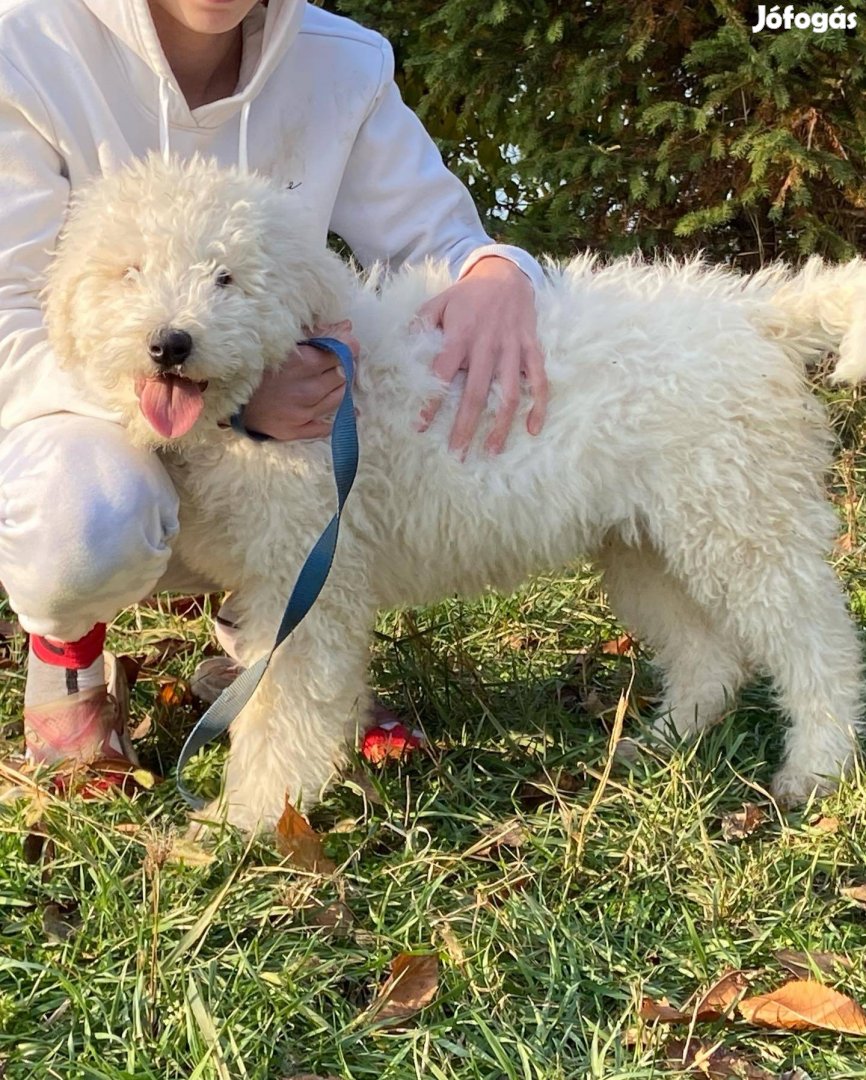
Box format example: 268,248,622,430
759,256,866,382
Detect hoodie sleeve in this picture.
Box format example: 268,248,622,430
0,55,116,432
329,41,544,293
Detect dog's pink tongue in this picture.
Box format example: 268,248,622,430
138,375,204,438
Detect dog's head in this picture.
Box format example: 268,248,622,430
45,154,349,448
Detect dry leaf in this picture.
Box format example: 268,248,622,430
157,678,192,708
371,952,439,1022
808,815,840,834
835,532,855,555
738,979,866,1035
640,997,689,1023
436,924,467,969
42,902,81,944
665,1038,774,1079
841,884,866,907
601,634,636,656
342,766,383,805
775,948,852,980
129,714,153,741
475,819,529,856
307,901,353,937
693,971,752,1020
275,798,336,874
721,803,767,841
641,972,751,1026
519,768,582,809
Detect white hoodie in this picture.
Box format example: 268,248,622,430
0,0,543,431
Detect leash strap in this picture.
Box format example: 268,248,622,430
176,336,358,808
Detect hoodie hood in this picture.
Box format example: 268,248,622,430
80,0,305,138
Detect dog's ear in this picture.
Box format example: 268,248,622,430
257,196,353,330
42,237,87,370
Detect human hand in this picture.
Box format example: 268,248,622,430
415,256,548,457
242,320,360,441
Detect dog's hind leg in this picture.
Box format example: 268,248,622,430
716,549,862,806
598,536,749,737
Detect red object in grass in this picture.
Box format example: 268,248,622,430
361,719,425,764
51,760,160,800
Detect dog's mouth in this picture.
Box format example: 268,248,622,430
135,372,209,439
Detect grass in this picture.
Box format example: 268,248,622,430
2,381,866,1079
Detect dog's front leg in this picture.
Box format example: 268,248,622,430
201,589,374,834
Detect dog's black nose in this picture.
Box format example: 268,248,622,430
149,327,193,367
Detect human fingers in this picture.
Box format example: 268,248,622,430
523,340,548,435
484,347,523,454
417,340,466,431
448,343,495,456
288,419,333,441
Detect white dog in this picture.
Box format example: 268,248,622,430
46,155,866,832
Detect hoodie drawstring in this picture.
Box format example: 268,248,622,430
157,79,251,173
238,100,251,173
158,78,171,163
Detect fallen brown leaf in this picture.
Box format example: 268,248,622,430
157,678,192,709
275,798,336,874
601,633,636,656
641,972,751,1026
640,997,689,1023
775,948,852,980
436,924,467,970
665,1038,775,1079
342,766,383,805
808,815,840,834
128,714,153,741
693,971,752,1020
307,901,354,937
475,819,529,856
371,952,439,1022
42,902,81,944
835,532,855,555
738,979,866,1035
841,884,866,907
720,803,767,842
519,768,582,809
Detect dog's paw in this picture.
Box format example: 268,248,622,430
770,763,838,809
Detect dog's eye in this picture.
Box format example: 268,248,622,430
123,265,141,282
215,269,234,288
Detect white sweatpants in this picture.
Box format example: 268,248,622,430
0,415,216,640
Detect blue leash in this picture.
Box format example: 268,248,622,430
176,336,358,808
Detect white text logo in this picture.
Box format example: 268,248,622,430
751,5,857,31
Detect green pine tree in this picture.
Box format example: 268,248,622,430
323,0,866,266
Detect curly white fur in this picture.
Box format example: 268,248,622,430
46,155,865,831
